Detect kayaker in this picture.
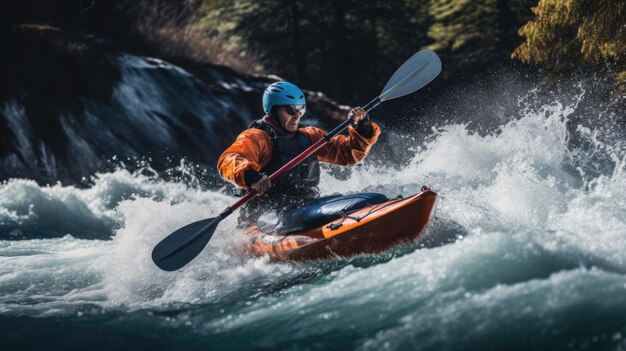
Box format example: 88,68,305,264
217,81,381,224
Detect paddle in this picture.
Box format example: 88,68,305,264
152,50,442,271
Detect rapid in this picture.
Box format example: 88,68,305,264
1,79,625,350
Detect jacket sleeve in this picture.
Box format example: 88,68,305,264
300,122,381,166
217,129,273,188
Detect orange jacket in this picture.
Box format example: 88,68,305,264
217,122,381,188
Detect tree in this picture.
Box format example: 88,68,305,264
512,0,625,82
199,0,432,102
426,0,535,80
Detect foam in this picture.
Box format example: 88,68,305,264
0,82,624,337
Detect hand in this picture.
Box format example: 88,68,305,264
348,107,366,126
250,175,271,195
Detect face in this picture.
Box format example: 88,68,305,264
275,105,305,132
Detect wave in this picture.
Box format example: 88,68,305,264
0,78,625,349
0,163,218,239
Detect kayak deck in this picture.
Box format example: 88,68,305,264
242,189,438,261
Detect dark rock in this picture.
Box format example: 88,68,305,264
0,26,350,185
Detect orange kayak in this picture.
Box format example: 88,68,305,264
241,189,438,261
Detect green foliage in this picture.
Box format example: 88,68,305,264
512,0,625,74
426,0,535,79
6,0,624,99
199,0,432,102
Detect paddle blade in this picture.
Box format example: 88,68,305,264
152,216,221,271
380,50,442,101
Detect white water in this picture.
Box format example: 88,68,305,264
1,86,625,349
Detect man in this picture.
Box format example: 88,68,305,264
217,81,381,224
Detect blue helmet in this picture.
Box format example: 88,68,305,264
262,81,306,114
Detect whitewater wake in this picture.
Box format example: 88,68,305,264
1,81,625,349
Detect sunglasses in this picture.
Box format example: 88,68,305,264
282,104,307,116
